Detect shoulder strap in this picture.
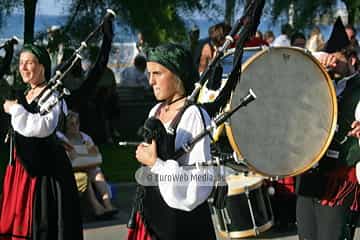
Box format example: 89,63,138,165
169,103,207,136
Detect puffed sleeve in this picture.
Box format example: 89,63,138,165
150,105,214,211
355,102,360,183
355,102,360,146
8,94,62,138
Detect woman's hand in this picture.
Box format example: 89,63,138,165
348,120,360,139
3,99,17,114
136,140,158,167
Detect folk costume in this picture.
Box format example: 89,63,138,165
0,44,83,240
296,18,360,240
127,44,216,240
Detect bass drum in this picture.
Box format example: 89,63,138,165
226,47,337,177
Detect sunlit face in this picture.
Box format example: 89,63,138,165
19,51,45,86
345,28,356,43
147,62,183,101
331,52,351,78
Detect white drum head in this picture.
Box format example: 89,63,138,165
226,47,337,177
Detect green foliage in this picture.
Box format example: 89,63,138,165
98,144,138,182
62,0,214,46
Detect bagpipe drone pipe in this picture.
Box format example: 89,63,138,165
33,9,116,115
189,0,265,118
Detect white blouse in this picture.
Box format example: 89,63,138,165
8,92,64,138
148,103,214,211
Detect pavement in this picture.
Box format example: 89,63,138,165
83,182,360,240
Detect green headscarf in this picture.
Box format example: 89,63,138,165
22,44,52,81
147,43,198,95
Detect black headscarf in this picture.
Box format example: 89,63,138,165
22,44,52,81
147,43,199,95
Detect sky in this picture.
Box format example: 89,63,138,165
36,0,70,16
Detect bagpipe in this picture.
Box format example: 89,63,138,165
33,9,116,115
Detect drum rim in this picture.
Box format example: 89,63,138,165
218,220,274,238
226,174,264,196
225,46,338,178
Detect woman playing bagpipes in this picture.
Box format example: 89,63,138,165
127,43,216,240
0,44,83,240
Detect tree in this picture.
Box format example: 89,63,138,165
225,0,236,24
342,0,360,25
23,0,37,43
62,0,218,46
0,0,37,43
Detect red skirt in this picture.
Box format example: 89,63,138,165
127,212,152,240
0,150,37,239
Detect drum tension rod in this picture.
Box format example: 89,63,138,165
245,188,260,235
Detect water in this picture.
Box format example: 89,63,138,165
0,14,67,40
0,14,335,43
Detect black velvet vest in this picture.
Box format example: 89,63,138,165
13,93,69,177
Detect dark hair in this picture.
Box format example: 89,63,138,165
290,32,306,45
345,24,357,34
208,22,231,47
134,55,147,72
264,30,275,40
341,45,360,70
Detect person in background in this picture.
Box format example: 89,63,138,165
255,30,263,39
120,54,148,88
306,26,325,52
58,110,118,219
188,25,200,57
136,32,149,56
263,30,275,46
296,17,360,240
198,22,231,73
273,23,293,47
290,31,306,48
0,43,83,240
345,24,360,59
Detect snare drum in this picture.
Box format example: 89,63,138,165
213,174,273,238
